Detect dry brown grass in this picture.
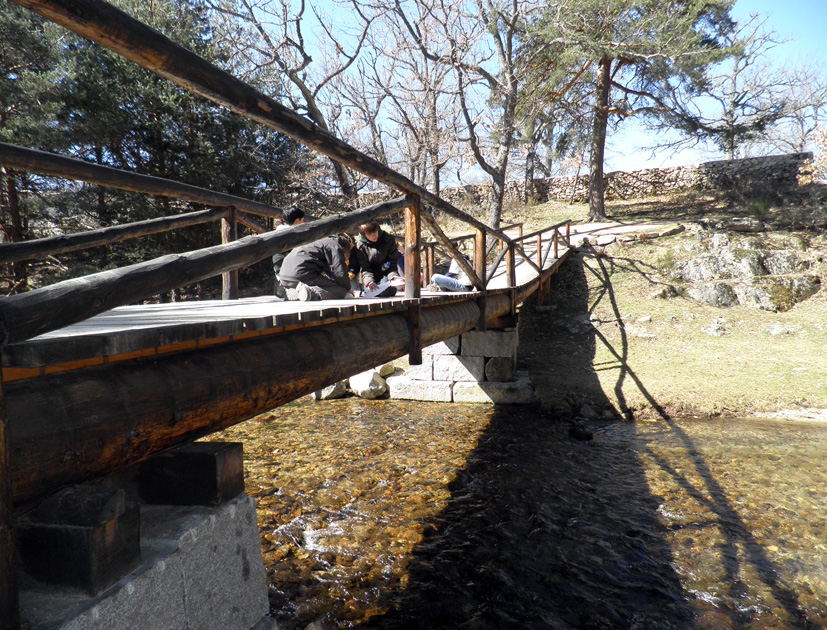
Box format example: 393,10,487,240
517,187,827,420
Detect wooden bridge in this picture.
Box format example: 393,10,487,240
0,1,573,626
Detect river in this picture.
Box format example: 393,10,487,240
218,399,827,629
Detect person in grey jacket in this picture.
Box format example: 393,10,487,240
272,206,306,297
355,220,400,297
279,234,354,301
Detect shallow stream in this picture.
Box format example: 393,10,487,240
219,399,827,629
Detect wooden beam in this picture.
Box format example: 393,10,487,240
9,0,512,248
419,208,483,289
0,207,228,265
4,296,519,507
406,304,421,366
0,196,411,344
0,379,20,630
425,246,435,287
236,211,267,235
474,228,487,288
221,207,238,300
404,196,421,298
0,142,283,220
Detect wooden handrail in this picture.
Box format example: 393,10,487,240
512,220,571,243
0,207,229,264
10,0,508,289
0,142,284,220
0,196,412,344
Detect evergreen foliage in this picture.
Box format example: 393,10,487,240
522,0,738,221
1,0,307,296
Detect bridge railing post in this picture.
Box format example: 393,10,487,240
1,379,20,630
536,233,543,268
474,229,486,289
405,196,421,365
507,243,517,316
221,207,238,300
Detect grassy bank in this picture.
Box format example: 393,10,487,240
515,186,827,420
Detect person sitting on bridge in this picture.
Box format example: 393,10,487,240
279,234,354,301
273,205,306,298
427,253,473,292
355,220,400,298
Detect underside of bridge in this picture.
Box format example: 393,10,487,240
6,292,526,511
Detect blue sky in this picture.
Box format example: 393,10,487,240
604,0,826,170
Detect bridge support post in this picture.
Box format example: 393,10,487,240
405,196,422,364
221,206,238,300
0,379,20,630
537,275,551,307
404,196,421,297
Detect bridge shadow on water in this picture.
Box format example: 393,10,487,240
364,246,816,630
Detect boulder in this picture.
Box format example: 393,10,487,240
686,282,739,307
348,370,388,399
314,381,347,400
377,362,396,378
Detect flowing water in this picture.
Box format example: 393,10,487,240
219,399,827,630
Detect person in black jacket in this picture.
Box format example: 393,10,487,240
356,220,400,297
279,234,354,301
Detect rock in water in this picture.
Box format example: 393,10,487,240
349,370,388,399
568,423,593,441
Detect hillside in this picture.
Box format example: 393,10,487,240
514,184,827,420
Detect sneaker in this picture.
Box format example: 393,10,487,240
275,280,287,299
425,283,442,292
285,281,314,301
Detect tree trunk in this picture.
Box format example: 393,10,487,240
488,174,504,230
2,171,28,294
588,55,612,222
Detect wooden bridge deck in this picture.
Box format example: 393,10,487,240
2,236,565,381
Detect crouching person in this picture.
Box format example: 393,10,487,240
279,234,354,301
356,220,401,297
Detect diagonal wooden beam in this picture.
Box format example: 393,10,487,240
419,207,483,290
10,0,512,247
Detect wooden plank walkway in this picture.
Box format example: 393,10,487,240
1,237,569,381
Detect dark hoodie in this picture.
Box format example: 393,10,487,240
356,229,400,286
279,236,351,289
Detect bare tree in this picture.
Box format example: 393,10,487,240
754,62,827,156
207,0,385,199
654,15,792,160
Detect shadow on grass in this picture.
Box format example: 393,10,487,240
583,243,817,630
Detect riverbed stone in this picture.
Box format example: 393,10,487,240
377,362,396,378
314,381,347,400
461,329,518,358
433,355,485,382
386,375,452,402
349,370,388,399
452,372,535,404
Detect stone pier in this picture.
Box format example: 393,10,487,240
387,327,535,404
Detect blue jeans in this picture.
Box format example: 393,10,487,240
431,274,470,291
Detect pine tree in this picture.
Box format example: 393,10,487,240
524,0,736,221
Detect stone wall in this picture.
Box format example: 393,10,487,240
358,152,814,209
387,328,535,404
